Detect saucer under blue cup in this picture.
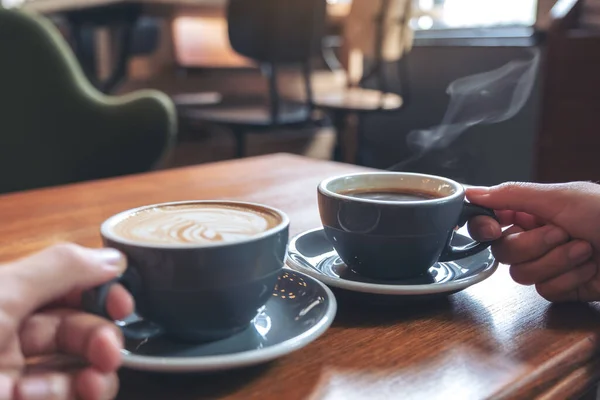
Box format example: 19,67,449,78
117,269,337,373
286,228,498,299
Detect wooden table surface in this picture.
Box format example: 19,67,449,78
2,154,600,400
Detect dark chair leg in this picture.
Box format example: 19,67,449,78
355,112,367,166
69,23,99,88
332,111,346,162
100,24,134,93
232,128,246,159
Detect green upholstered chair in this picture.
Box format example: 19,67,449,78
0,8,177,194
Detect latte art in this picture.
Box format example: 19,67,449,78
111,204,281,245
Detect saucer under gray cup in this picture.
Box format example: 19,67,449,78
117,269,337,373
286,227,498,301
317,172,498,280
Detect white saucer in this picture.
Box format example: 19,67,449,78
286,228,498,298
118,269,336,373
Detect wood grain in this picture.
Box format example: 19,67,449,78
1,154,600,400
538,357,600,400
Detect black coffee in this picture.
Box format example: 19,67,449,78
340,188,443,202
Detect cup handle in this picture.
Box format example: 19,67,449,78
438,202,499,262
82,266,163,340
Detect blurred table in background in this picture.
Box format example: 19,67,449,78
174,1,350,69
18,0,225,14
15,0,352,91
16,0,228,92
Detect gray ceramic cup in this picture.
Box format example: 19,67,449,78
83,201,290,343
318,172,497,280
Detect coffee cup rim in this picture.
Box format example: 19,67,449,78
100,200,290,249
318,172,465,205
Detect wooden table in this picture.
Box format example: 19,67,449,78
2,154,600,400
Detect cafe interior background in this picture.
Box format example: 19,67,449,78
0,0,599,193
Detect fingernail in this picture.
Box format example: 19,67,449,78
466,186,491,196
0,375,13,400
19,378,52,400
544,228,568,246
88,248,126,273
467,187,490,199
569,242,592,260
105,328,123,350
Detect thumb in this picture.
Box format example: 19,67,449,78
0,244,126,323
466,182,573,220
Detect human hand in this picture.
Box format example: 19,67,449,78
0,244,134,400
465,182,600,303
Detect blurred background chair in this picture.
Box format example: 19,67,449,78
179,0,327,159
64,2,145,93
47,2,223,110
0,8,177,194
297,0,413,165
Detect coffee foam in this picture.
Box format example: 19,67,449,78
110,204,281,245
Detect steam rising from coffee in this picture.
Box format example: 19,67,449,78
389,49,540,170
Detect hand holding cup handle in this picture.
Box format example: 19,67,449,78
439,202,499,262
82,265,164,340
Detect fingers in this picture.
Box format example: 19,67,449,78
0,375,13,400
466,182,578,220
14,373,72,400
46,285,134,322
75,369,119,400
0,244,126,323
468,211,544,242
510,240,593,286
512,212,545,230
502,225,524,236
468,216,502,242
104,285,134,322
492,225,570,265
574,269,600,303
536,261,598,303
493,210,544,230
19,309,124,373
14,370,118,400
